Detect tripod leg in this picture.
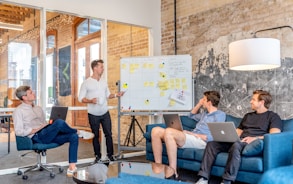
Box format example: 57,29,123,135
132,117,135,146
123,117,135,146
134,119,145,134
132,118,145,146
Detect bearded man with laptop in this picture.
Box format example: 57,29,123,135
195,90,282,184
151,91,226,180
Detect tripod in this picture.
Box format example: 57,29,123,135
123,115,145,147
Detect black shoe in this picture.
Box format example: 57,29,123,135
165,173,180,181
108,155,116,162
94,156,102,163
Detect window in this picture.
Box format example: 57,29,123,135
77,19,101,39
47,35,55,49
8,42,32,89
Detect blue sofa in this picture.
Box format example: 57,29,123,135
144,115,293,184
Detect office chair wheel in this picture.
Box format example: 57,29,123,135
50,172,55,178
17,170,22,175
22,175,28,180
59,167,64,173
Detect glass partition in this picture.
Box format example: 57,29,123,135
0,2,150,136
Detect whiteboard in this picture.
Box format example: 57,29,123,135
120,55,192,111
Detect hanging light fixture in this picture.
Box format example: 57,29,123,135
229,38,280,71
229,26,293,71
0,22,23,31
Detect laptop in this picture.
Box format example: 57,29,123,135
36,106,68,133
49,106,68,124
163,114,183,131
207,122,240,142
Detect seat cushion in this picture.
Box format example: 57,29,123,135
32,142,60,150
213,153,263,172
146,142,199,160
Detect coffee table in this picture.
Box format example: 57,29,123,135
72,161,174,184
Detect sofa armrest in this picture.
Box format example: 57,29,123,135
146,123,166,132
144,124,166,141
263,131,293,171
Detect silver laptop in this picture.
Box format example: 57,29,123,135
163,114,183,131
207,122,240,142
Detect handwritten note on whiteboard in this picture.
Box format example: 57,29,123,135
120,55,193,111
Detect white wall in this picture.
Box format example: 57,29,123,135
4,0,161,55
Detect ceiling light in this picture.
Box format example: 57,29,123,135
229,38,280,71
0,22,23,31
229,26,293,71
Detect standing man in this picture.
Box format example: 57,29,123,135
151,91,226,179
195,90,282,184
13,85,94,177
78,59,124,163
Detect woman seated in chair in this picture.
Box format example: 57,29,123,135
13,85,94,177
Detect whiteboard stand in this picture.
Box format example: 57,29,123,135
116,81,146,159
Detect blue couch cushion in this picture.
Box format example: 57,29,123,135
144,132,151,141
213,153,263,172
180,116,196,131
242,139,264,156
282,119,293,132
225,115,242,127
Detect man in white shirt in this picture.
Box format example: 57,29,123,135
78,59,124,162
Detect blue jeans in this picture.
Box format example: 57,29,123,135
32,119,79,163
88,111,113,158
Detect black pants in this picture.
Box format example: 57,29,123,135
88,111,113,158
198,141,247,181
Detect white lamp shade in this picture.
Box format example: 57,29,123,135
229,38,280,71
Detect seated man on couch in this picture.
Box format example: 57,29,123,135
151,91,226,179
195,90,282,184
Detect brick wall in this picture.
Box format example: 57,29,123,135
161,0,293,118
107,22,149,145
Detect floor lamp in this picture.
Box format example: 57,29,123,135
229,25,293,71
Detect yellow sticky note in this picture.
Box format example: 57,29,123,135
145,99,150,105
160,72,167,79
122,63,127,69
122,83,128,89
148,63,154,68
169,100,176,106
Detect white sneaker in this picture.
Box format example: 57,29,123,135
67,167,77,177
78,130,94,140
195,178,208,184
